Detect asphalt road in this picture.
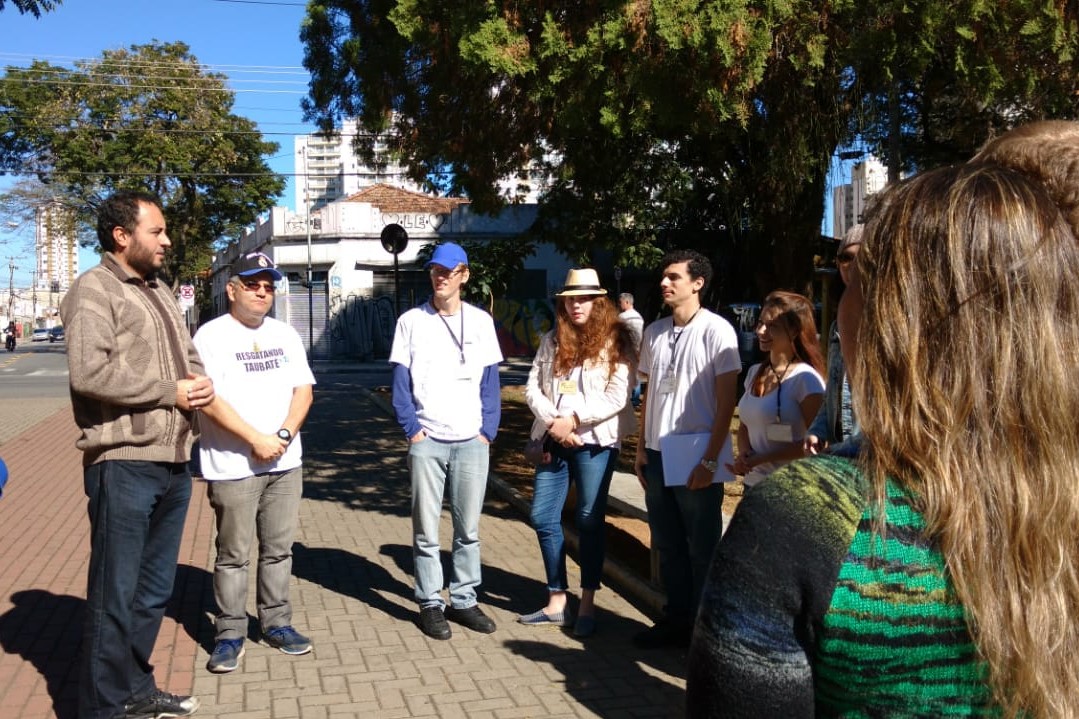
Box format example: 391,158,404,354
0,339,71,400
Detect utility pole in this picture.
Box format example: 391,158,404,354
6,258,15,321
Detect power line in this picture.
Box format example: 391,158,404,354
0,52,308,74
0,76,306,94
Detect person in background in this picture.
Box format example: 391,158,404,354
519,269,637,638
195,251,315,674
805,225,862,455
390,242,503,641
688,163,1079,717
62,190,213,719
633,249,741,649
618,292,645,408
729,291,825,487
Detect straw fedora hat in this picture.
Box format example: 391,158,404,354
555,268,607,297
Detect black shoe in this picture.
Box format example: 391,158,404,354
124,688,201,717
418,606,452,640
632,620,692,649
445,605,497,634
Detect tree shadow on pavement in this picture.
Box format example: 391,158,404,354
292,542,415,623
504,637,686,718
0,569,218,719
0,590,82,719
171,563,216,652
377,542,550,617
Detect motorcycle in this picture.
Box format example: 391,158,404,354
4,330,14,352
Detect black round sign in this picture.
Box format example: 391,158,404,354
380,223,409,255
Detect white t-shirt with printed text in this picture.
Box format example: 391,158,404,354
389,301,503,441
194,314,316,480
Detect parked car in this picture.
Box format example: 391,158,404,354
31,327,49,342
48,326,64,342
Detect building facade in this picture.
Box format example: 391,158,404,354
294,120,425,211
831,154,888,238
209,185,571,360
35,202,79,295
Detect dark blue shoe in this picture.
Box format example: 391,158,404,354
206,638,244,673
264,625,312,655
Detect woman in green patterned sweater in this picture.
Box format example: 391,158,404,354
687,163,1079,718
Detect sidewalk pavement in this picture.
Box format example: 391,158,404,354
0,374,687,718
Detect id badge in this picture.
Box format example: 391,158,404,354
558,380,578,395
657,370,677,395
765,423,795,443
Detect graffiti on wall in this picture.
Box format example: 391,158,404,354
329,293,397,361
491,298,554,357
325,294,555,360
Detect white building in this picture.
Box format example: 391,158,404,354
295,119,556,210
294,120,424,211
832,154,888,238
35,202,79,295
210,184,571,360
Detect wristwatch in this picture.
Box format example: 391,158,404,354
699,458,718,473
276,428,292,443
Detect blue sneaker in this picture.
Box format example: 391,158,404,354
206,638,244,673
264,625,312,655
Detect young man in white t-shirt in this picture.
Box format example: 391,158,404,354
633,249,741,649
196,251,315,673
389,242,503,640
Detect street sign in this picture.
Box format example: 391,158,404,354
178,284,195,310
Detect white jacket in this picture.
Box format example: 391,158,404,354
525,330,637,446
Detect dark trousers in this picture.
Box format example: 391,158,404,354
80,460,191,719
642,448,724,624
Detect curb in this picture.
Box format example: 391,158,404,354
359,386,666,616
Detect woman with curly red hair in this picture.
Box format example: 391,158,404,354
519,268,637,638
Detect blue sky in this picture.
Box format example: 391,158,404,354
1,0,317,284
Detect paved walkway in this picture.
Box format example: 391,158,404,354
0,376,687,718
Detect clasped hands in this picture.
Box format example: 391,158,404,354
176,372,214,411
547,414,584,448
725,449,756,477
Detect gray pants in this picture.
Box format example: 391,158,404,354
207,467,303,639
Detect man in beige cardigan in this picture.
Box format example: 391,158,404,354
62,190,214,719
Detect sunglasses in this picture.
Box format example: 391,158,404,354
237,279,276,293
429,266,464,279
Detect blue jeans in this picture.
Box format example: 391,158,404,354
207,467,303,640
408,436,490,610
80,460,191,719
642,448,723,625
531,445,618,592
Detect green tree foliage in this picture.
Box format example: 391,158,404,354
0,0,60,17
416,237,536,312
0,41,285,287
301,0,1078,298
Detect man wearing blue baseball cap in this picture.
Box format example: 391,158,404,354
195,251,316,673
390,242,504,640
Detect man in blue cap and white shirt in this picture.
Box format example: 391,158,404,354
195,251,315,672
390,242,503,640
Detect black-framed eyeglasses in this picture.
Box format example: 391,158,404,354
237,279,275,293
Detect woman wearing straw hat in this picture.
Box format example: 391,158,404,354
519,268,638,638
